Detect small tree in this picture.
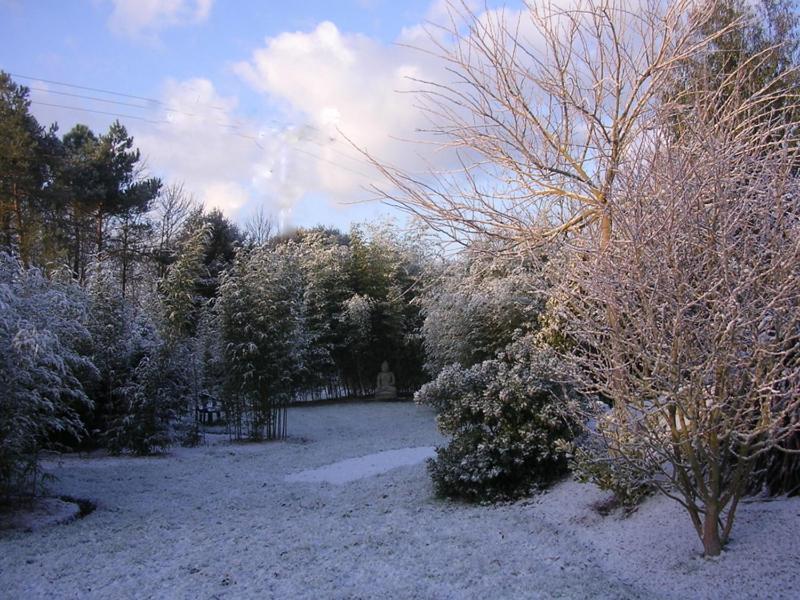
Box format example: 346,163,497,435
160,223,210,341
561,87,800,555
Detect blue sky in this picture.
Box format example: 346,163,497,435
0,0,470,231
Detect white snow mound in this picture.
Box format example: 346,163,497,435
286,446,436,484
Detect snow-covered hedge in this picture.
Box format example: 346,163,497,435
416,335,581,501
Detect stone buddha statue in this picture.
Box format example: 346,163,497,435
374,361,397,400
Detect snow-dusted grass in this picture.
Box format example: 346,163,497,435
0,401,797,599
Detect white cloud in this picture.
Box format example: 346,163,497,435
133,77,353,226
135,78,262,218
200,181,250,215
233,20,447,204
230,4,547,220
105,0,213,39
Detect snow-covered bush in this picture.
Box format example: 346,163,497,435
418,255,544,375
0,254,95,498
417,335,581,501
570,439,654,511
86,262,188,454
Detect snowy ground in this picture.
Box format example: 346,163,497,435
1,401,798,599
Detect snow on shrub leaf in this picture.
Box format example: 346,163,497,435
416,334,582,502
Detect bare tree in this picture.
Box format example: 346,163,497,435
152,182,196,278
363,0,734,249
243,205,275,246
560,80,800,555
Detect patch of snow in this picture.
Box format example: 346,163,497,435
286,446,436,484
0,401,797,599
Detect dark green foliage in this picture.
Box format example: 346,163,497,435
54,121,161,282
417,336,580,502
160,223,211,340
747,433,800,497
103,349,185,455
0,72,62,267
180,207,242,302
693,0,798,91
669,1,800,152
259,223,427,400
1,71,161,282
344,224,427,395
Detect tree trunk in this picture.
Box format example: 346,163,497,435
121,220,129,299
599,211,612,250
702,501,722,556
72,213,82,278
95,210,104,254
12,186,30,266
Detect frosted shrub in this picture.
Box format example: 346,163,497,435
0,254,95,498
559,107,800,555
417,336,580,501
570,433,654,511
85,263,188,454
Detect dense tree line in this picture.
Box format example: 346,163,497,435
1,73,160,285
0,72,430,499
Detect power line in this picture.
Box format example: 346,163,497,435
17,71,376,163
29,86,154,111
24,82,244,128
13,73,165,105
19,73,379,180
15,71,351,140
30,86,246,130
30,100,169,125
30,99,373,178
9,71,226,111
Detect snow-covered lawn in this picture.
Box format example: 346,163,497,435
1,401,797,599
